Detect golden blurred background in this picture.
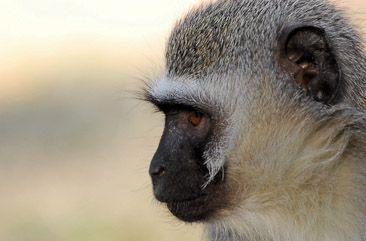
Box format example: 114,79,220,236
0,1,364,241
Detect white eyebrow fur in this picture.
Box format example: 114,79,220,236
148,76,210,107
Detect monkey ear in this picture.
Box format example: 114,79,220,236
279,25,341,104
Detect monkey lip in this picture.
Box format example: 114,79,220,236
166,194,212,222
165,194,207,204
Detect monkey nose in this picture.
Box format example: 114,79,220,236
149,165,166,178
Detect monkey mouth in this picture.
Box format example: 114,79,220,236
166,194,212,222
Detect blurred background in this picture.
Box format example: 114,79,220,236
0,1,364,241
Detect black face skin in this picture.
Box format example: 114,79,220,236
149,104,226,222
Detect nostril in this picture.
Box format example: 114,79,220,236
151,165,166,177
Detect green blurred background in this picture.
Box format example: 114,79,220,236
0,1,364,241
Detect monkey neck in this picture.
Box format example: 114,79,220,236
207,157,366,241
207,109,366,241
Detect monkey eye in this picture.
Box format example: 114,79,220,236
189,112,203,126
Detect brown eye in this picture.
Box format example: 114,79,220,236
189,112,203,126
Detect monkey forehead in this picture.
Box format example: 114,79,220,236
166,0,248,78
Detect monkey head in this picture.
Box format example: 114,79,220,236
144,0,366,225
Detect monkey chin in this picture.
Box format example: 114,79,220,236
166,195,214,222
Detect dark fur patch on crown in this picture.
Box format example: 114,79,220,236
166,2,236,78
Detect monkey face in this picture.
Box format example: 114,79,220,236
142,0,366,239
144,0,353,226
149,105,229,222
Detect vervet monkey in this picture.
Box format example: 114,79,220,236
144,0,366,240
